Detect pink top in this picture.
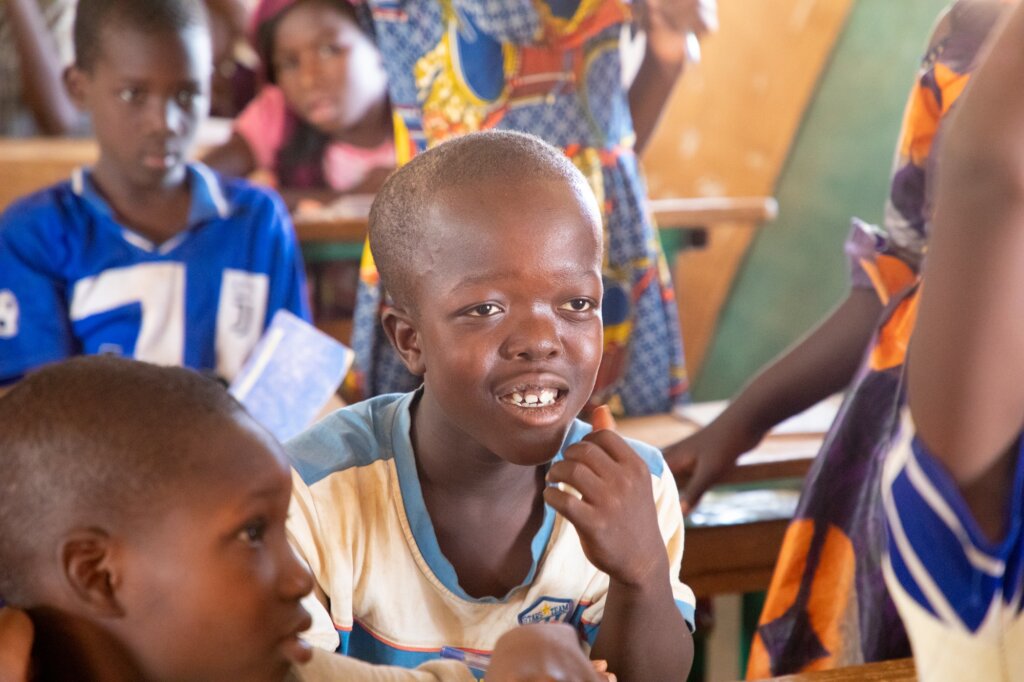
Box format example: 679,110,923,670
234,85,395,192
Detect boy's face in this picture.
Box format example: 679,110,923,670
405,176,604,466
112,416,312,682
67,25,211,191
273,1,387,136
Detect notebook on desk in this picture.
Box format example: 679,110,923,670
674,394,843,436
229,310,353,443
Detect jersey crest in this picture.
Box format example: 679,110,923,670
517,596,574,625
0,290,18,338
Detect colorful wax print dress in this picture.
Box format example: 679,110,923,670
349,0,688,415
746,1,1011,676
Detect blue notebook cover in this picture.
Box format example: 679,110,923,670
229,310,353,443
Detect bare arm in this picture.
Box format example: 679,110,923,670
201,132,259,179
908,2,1024,504
546,430,692,681
590,577,692,682
629,0,717,155
7,0,79,135
667,286,882,508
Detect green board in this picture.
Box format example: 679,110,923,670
694,0,948,400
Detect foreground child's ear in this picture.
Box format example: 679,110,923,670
381,307,426,376
63,65,89,110
60,529,124,618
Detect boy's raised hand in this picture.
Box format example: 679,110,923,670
636,0,718,62
543,420,668,588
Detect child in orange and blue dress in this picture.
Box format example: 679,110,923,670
662,1,1015,676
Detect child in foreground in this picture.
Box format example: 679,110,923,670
0,356,610,682
0,0,310,392
882,1,1024,679
203,0,394,204
286,130,695,682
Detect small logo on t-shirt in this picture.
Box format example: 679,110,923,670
0,290,19,338
517,597,574,625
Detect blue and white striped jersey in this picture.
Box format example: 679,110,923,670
0,163,309,383
883,421,1024,681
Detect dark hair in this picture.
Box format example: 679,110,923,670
253,0,368,189
368,130,597,309
74,0,209,71
0,357,246,605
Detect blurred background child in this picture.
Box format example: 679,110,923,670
0,0,85,136
205,0,260,118
204,0,394,206
0,0,310,393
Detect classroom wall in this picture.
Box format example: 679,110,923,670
652,0,948,400
641,0,856,384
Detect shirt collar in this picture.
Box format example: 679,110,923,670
71,162,233,252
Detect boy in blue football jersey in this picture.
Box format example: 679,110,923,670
0,0,310,391
286,131,694,682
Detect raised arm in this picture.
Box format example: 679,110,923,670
629,0,717,154
7,0,80,135
908,2,1024,488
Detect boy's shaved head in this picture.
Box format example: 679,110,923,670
368,130,601,310
74,0,210,71
0,357,245,604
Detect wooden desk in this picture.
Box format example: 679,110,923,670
649,196,779,230
292,195,779,245
0,138,98,212
752,657,916,681
0,130,226,212
616,412,821,488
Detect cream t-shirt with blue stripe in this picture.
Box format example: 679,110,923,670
286,391,696,674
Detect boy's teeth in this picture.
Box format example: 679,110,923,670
508,388,558,407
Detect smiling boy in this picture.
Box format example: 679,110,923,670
287,131,695,681
0,0,309,391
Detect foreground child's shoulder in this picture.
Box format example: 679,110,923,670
286,392,416,484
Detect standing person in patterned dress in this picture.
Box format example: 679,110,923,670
347,0,716,416
664,0,1014,676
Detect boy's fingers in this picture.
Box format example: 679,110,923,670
547,458,604,500
582,429,644,467
680,472,712,515
543,486,589,524
562,439,620,480
591,405,616,432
